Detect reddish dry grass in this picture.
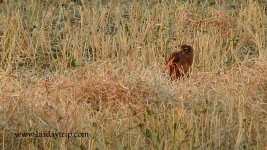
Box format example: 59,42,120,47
0,59,267,149
176,9,235,37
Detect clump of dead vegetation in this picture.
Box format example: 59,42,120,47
1,59,267,149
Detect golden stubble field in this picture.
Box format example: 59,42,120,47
0,0,266,149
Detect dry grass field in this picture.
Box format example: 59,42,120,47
0,0,266,149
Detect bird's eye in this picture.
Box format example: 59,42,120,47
183,47,190,53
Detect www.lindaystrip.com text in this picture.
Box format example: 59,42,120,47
14,131,89,138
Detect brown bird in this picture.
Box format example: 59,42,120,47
166,44,194,80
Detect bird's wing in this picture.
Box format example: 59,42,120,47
167,52,180,63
